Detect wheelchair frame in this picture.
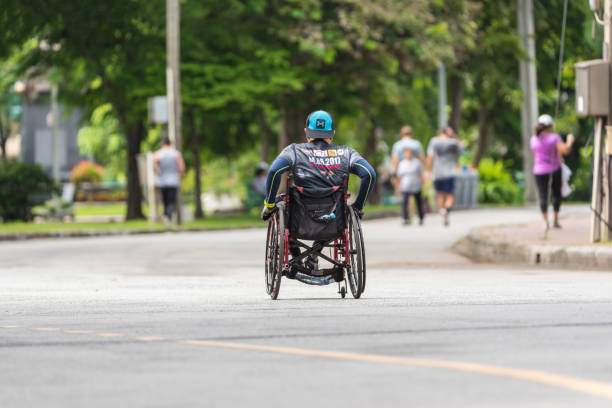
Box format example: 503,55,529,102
264,179,366,300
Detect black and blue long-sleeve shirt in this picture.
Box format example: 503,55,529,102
264,139,376,210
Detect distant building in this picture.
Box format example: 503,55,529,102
19,77,83,182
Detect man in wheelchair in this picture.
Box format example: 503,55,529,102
261,110,376,281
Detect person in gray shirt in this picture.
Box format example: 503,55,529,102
426,126,464,226
154,137,185,225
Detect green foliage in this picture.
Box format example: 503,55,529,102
477,158,523,204
0,161,58,221
77,104,125,179
181,149,261,204
569,146,592,202
2,0,603,210
199,150,261,202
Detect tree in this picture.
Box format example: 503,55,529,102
0,54,22,160
4,0,166,219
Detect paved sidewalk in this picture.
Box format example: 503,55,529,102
454,207,612,269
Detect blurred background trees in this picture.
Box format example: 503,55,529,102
0,0,603,217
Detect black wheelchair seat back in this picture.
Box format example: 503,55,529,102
288,185,347,241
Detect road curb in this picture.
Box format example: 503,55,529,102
0,211,403,242
454,228,612,270
0,228,168,242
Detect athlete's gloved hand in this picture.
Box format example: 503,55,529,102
351,205,364,219
261,206,275,221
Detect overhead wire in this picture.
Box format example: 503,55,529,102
554,0,569,119
541,0,570,236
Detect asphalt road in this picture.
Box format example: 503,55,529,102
2,206,612,407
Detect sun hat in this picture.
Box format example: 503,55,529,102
537,114,554,127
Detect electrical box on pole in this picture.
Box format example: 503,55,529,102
575,60,610,116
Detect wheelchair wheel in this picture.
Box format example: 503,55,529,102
347,206,366,299
354,208,366,294
265,211,284,299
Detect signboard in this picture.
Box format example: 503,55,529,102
148,96,168,124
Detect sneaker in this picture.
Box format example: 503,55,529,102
305,256,319,272
403,218,411,226
284,266,297,279
553,221,562,229
439,208,449,227
419,218,424,226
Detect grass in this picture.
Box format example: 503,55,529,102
1,203,402,238
73,202,127,217
0,214,263,236
364,203,401,214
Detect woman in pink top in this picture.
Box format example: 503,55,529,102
530,114,574,230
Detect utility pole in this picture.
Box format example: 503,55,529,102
603,0,612,239
166,0,182,224
438,62,447,129
517,0,538,203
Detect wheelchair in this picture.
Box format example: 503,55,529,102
264,178,366,300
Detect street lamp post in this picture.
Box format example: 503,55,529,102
50,82,60,214
438,62,447,129
40,39,62,216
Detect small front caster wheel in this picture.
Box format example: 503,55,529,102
338,281,347,298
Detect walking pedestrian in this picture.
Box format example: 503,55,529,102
153,137,185,227
391,125,425,200
397,148,425,225
530,114,574,230
392,125,425,172
426,127,464,227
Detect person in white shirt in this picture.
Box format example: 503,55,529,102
391,125,425,195
397,148,425,225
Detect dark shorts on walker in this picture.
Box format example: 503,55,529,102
434,177,455,194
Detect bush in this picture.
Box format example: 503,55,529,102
568,146,592,202
71,160,104,185
0,160,58,221
477,158,523,205
75,190,126,202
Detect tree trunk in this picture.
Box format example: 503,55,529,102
125,121,145,220
258,108,270,162
449,73,464,133
188,110,204,219
0,135,6,159
362,118,381,204
0,117,8,159
472,104,493,167
284,105,306,145
278,107,288,153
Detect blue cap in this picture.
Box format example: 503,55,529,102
305,110,334,139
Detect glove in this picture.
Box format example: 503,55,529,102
351,205,364,219
261,206,275,221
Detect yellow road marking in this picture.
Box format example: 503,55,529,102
0,325,24,329
95,333,125,338
133,336,166,342
14,324,612,401
177,339,612,401
63,330,93,335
